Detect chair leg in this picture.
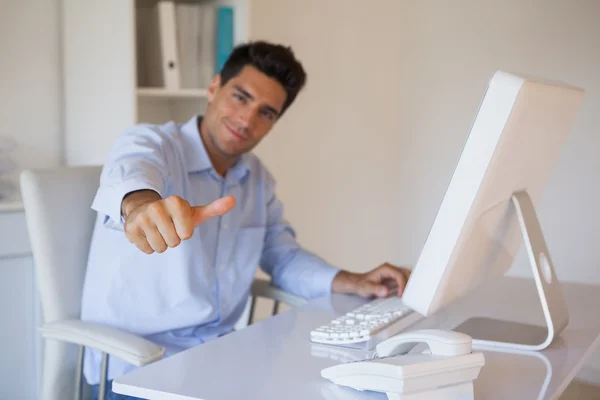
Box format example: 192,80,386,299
247,296,257,326
272,301,280,316
98,352,109,400
74,345,84,400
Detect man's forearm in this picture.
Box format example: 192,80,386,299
263,246,341,299
121,189,161,218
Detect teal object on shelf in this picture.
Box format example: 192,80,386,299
216,6,234,73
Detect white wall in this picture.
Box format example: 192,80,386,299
0,0,63,180
251,0,600,284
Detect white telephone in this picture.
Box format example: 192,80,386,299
321,329,485,400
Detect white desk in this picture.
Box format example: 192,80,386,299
113,277,600,400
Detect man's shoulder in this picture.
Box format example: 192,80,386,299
109,120,185,160
120,120,180,142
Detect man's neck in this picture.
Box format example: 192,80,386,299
198,116,236,177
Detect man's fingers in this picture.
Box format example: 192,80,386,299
357,281,388,298
191,196,236,226
126,227,154,254
166,197,195,240
155,217,181,248
392,268,411,296
148,199,181,248
390,271,409,296
136,236,155,254
369,264,410,296
143,224,168,253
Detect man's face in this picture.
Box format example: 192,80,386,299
203,65,287,158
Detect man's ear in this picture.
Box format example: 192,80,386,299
207,74,221,102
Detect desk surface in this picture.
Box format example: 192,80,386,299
113,277,600,400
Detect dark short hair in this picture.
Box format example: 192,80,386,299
219,41,307,115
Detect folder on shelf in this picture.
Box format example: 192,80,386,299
135,0,180,89
156,0,181,89
135,2,162,87
198,4,217,87
136,0,233,92
216,6,234,74
175,1,216,89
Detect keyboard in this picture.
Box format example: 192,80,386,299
310,296,422,347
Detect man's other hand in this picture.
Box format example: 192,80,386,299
122,190,236,254
331,263,412,298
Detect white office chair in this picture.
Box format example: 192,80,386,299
20,165,306,400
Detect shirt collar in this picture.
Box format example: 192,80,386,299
179,115,250,181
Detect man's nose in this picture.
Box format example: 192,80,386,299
237,107,258,130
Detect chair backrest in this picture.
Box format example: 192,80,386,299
20,166,102,323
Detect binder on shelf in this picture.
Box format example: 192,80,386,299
157,0,180,89
136,0,234,94
135,0,180,89
216,6,234,74
135,1,163,88
175,1,216,89
198,4,217,88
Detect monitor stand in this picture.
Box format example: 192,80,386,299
454,191,570,351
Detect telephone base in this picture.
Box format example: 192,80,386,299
386,381,473,400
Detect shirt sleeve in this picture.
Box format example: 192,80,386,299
259,171,340,300
91,125,169,231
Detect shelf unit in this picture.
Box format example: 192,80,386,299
62,0,249,166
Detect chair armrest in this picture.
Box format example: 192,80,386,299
39,319,165,367
251,279,307,307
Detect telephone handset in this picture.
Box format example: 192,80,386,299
321,329,485,400
375,329,473,357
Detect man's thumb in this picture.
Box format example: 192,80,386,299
191,196,236,226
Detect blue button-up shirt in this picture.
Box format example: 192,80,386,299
81,115,340,384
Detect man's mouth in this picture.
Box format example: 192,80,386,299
225,124,249,142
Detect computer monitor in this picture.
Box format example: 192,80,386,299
401,70,584,351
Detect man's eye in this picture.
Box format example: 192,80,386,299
262,110,274,121
233,93,245,102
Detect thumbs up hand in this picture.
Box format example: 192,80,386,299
122,190,235,254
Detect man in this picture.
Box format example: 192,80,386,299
81,40,411,399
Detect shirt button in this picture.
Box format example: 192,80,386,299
223,224,228,229
219,265,225,270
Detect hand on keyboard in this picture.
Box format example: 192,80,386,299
331,263,411,298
